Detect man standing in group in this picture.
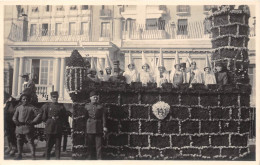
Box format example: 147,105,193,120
85,91,107,160
41,91,66,160
12,94,41,160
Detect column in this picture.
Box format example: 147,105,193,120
17,57,24,95
113,17,122,41
127,19,131,39
59,57,65,99
12,57,19,96
54,57,61,91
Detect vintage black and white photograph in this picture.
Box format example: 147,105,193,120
2,3,257,161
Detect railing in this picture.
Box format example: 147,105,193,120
122,21,212,40
100,9,112,17
27,29,90,42
35,84,54,101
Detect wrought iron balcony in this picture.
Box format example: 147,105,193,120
27,29,90,42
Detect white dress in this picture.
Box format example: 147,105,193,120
189,69,203,84
156,72,169,87
123,69,139,84
204,72,217,85
140,71,154,86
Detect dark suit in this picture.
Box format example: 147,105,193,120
215,71,228,85
41,102,66,160
85,102,107,160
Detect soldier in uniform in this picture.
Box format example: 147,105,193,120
85,91,107,160
40,91,66,160
12,94,41,160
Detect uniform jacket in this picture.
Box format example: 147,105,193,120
41,102,66,134
108,75,126,83
85,102,107,134
215,71,228,85
12,104,40,134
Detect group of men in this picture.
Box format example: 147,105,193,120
87,52,228,88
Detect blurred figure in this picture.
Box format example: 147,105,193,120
214,62,228,85
140,51,154,86
203,54,216,85
21,73,38,105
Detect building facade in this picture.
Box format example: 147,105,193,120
4,5,256,105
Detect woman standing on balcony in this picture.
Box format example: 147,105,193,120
140,51,154,86
103,54,114,81
155,50,169,87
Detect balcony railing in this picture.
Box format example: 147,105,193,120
100,9,112,17
27,29,90,42
35,84,54,101
123,21,212,40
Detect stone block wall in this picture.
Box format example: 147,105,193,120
71,86,253,160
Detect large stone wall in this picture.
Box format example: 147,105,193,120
71,84,252,160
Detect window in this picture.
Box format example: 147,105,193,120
69,22,76,35
177,19,188,35
158,18,165,30
42,24,48,36
30,24,36,36
101,22,110,37
177,5,190,13
70,5,77,10
81,22,88,35
32,6,39,12
46,5,51,12
55,23,62,35
146,19,157,30
56,5,64,11
31,59,40,84
102,5,105,10
82,5,89,10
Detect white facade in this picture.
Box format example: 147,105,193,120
5,5,256,105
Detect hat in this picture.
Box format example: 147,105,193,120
174,51,180,67
158,48,164,68
50,91,59,97
89,90,98,97
204,54,211,71
128,52,134,67
141,51,149,66
180,63,186,69
97,58,104,72
215,61,223,67
105,54,113,69
20,73,30,78
90,57,97,71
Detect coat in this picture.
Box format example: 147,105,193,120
85,102,107,134
41,102,66,134
12,104,40,134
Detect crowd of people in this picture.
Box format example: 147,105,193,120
87,51,228,88
4,51,228,160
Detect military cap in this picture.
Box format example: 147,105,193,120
89,90,98,97
20,73,30,78
50,91,59,97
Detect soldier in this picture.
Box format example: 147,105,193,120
12,94,41,160
85,91,107,160
41,91,66,160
